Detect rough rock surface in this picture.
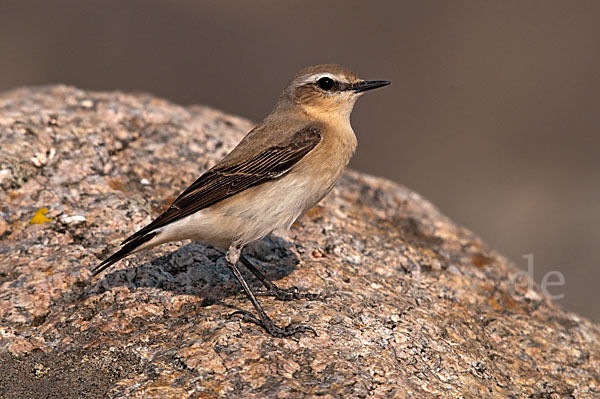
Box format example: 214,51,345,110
0,86,598,399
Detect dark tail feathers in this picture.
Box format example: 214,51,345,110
92,231,158,277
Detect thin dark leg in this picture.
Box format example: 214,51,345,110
226,258,316,337
239,254,321,301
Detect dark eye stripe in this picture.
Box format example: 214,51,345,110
313,78,354,93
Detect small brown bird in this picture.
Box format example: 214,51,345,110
93,64,389,337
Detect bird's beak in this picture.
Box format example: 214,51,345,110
351,80,391,92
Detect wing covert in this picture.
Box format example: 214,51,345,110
121,125,322,245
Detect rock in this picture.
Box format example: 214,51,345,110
0,85,598,398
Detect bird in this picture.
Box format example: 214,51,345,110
93,64,390,337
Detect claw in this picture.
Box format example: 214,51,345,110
228,253,318,338
229,310,317,338
255,286,323,302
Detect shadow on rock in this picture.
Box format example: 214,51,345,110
83,234,301,307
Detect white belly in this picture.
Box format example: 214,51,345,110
149,170,338,250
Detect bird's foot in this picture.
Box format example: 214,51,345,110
255,285,323,302
230,310,317,338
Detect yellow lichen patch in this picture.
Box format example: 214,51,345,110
29,208,52,224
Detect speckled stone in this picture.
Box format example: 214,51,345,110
0,86,598,398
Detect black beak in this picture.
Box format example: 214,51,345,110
351,80,391,92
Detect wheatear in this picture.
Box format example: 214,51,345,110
94,64,389,337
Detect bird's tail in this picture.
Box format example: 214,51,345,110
92,231,158,277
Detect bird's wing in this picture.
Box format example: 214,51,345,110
93,125,321,276
126,124,322,241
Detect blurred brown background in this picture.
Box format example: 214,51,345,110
1,1,598,320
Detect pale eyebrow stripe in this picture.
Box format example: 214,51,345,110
297,73,337,86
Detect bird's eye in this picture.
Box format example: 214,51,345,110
316,77,335,91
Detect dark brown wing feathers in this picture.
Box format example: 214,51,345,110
120,126,322,246
92,231,158,276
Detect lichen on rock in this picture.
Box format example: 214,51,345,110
0,86,598,398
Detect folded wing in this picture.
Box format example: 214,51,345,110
93,125,322,276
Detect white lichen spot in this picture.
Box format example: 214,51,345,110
0,169,10,184
59,215,87,225
30,148,56,167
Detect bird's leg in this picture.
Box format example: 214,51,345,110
239,254,321,301
226,243,316,337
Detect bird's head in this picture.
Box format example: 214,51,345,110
280,64,390,121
